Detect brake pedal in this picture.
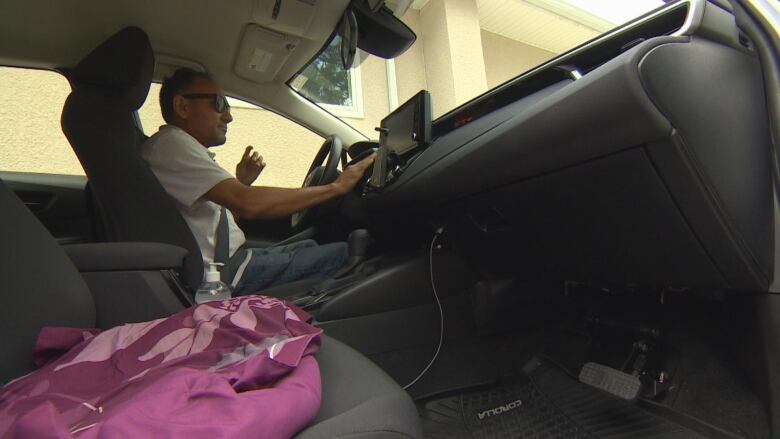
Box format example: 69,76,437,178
579,362,641,401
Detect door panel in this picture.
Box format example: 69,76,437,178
0,171,93,244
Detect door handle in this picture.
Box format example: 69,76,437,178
17,191,54,213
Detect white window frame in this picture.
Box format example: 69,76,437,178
318,63,364,119
228,64,363,118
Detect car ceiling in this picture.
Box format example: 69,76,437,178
0,0,367,143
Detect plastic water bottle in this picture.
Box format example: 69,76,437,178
194,262,232,304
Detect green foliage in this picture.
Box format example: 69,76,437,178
295,36,353,107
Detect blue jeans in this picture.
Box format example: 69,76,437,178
232,239,348,295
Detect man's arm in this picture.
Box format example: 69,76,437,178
205,153,375,219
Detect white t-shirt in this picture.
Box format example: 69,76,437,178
141,125,246,273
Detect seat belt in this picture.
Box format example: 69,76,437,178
215,207,230,282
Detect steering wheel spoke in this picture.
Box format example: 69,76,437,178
291,135,343,230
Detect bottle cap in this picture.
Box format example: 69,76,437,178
206,262,224,283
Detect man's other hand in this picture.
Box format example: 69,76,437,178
332,153,376,195
236,145,266,185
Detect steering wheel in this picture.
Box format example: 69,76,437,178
291,135,343,230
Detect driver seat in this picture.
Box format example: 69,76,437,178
61,26,204,290
61,26,317,292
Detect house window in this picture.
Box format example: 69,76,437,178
290,35,364,118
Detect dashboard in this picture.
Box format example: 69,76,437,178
362,1,694,202
347,0,774,293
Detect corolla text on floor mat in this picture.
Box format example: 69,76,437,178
476,399,523,420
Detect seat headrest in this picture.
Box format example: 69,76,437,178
71,26,154,110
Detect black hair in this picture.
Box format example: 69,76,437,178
159,68,215,123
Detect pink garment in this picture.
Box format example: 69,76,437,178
0,296,323,439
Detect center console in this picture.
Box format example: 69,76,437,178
282,246,477,321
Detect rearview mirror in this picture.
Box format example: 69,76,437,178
353,0,416,59
338,0,416,69
339,9,358,70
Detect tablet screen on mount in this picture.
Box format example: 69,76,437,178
379,90,431,156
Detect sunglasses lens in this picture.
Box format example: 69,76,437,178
216,95,229,113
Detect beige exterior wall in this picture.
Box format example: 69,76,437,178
341,54,389,140
481,30,557,88
342,8,431,139
442,0,488,105
419,0,457,117
0,68,83,176
208,108,323,189
395,10,429,106
419,0,489,118
0,70,322,188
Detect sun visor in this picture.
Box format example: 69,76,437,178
251,0,318,38
352,2,416,59
234,24,300,83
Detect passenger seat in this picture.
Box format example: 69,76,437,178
0,178,422,438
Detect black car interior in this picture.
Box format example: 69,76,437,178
3,0,780,437
365,1,772,292
332,1,778,436
57,26,387,313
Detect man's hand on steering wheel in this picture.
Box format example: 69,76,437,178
291,135,373,230
332,152,376,195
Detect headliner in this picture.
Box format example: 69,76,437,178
0,0,367,143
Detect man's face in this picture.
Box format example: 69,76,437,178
173,77,233,147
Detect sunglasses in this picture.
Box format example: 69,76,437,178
181,93,230,113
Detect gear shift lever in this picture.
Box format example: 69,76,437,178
332,229,370,278
293,229,372,306
347,229,370,266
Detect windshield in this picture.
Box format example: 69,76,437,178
291,35,355,109
291,0,667,139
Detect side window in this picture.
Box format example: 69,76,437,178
138,83,324,188
0,67,84,175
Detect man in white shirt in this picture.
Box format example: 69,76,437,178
142,68,374,294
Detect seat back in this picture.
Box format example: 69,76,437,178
61,27,203,289
0,180,96,383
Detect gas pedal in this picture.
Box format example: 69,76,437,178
578,362,641,401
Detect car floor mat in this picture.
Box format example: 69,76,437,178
417,356,741,439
